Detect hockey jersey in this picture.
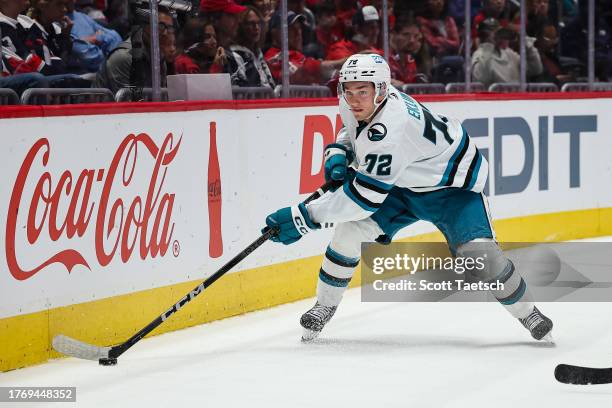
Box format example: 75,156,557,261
306,85,488,224
0,12,70,76
0,12,44,76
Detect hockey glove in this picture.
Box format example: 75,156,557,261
263,203,320,245
324,144,354,183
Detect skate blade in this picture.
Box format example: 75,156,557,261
301,328,320,342
540,332,555,345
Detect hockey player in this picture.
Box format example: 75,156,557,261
263,53,553,343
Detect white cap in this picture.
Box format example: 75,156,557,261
352,5,379,26
362,5,379,21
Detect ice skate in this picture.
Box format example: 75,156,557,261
300,302,337,342
519,306,554,343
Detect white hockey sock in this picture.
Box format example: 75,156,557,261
316,245,359,307
490,260,535,319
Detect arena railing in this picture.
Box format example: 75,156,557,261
0,89,19,105
526,83,559,93
273,85,332,98
401,83,446,95
445,82,486,93
20,88,114,105
561,82,612,92
489,83,560,93
232,86,275,100
115,87,169,102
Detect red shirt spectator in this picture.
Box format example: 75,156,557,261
175,54,224,74
389,19,433,85
174,19,227,75
326,5,384,60
334,0,357,30
326,39,384,60
472,0,510,40
314,1,345,55
316,25,345,54
388,53,418,84
266,11,346,85
415,0,459,57
264,48,322,83
416,16,459,57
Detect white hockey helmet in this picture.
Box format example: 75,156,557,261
338,53,391,113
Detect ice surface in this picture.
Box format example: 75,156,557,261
2,238,612,407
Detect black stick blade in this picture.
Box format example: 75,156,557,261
555,364,612,385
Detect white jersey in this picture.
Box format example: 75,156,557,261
307,85,488,224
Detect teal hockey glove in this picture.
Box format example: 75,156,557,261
324,144,354,183
263,203,320,245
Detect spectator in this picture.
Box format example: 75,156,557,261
230,6,275,87
561,0,612,81
175,18,228,74
24,0,75,75
389,19,433,86
472,0,511,43
1,0,87,89
447,0,482,27
264,11,345,85
66,0,122,73
1,0,45,76
526,0,552,36
243,0,273,44
471,18,543,88
245,0,273,22
199,0,246,49
326,5,384,60
94,7,177,94
0,72,54,96
416,0,460,58
510,0,554,37
105,0,130,39
75,0,107,24
533,23,573,85
312,1,345,58
288,0,316,51
367,0,395,31
334,0,357,31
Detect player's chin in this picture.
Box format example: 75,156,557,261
352,109,365,120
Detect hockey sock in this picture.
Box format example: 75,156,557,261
489,259,534,319
316,245,359,306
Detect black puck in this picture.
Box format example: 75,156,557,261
99,358,118,366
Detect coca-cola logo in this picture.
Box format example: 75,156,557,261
5,132,182,281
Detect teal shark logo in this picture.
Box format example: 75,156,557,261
368,123,387,141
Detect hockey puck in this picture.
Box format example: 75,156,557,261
99,358,118,366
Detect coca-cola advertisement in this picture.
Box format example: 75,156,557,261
0,113,221,319
6,133,179,281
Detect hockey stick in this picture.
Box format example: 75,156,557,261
53,180,340,365
554,364,612,385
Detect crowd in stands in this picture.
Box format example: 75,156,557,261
1,0,611,99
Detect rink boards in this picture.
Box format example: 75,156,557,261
1,93,611,371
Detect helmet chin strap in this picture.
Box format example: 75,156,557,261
364,83,388,121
